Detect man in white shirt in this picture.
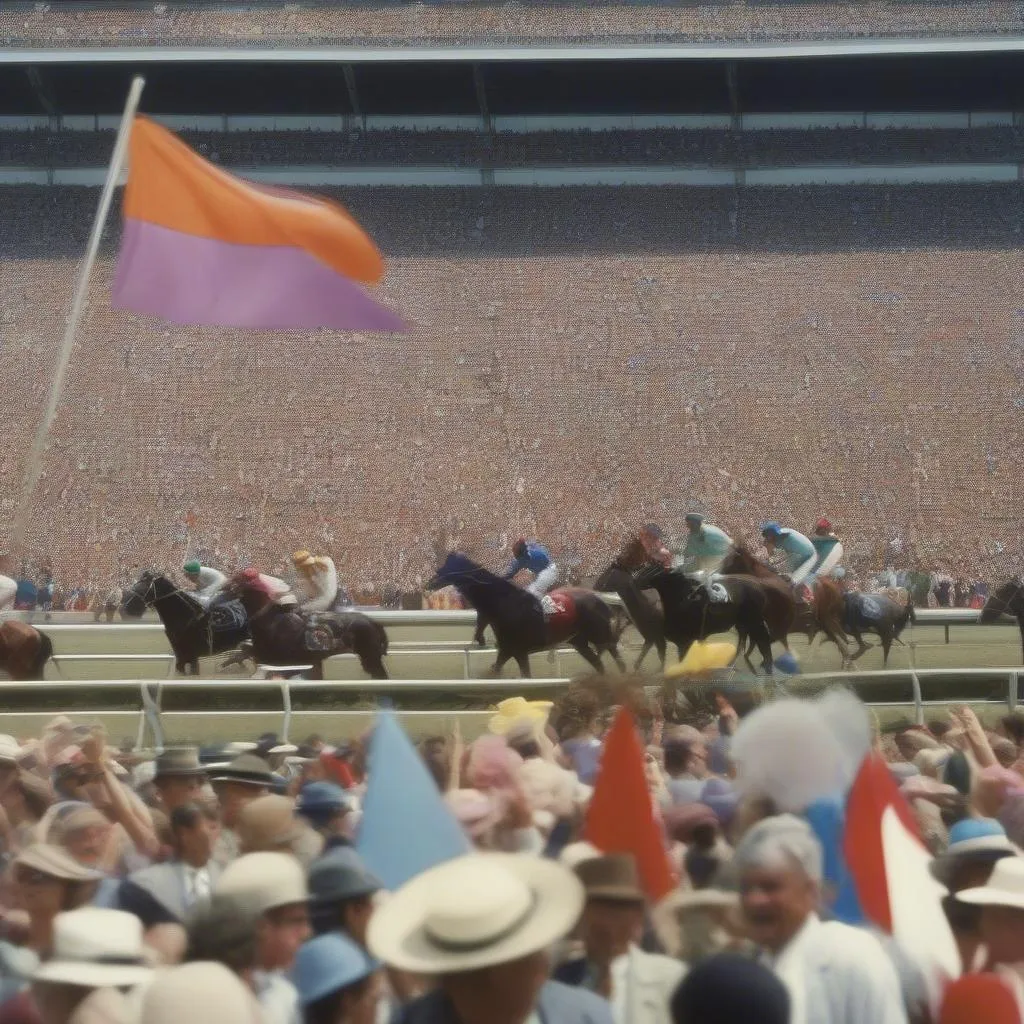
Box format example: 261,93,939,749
183,561,227,608
118,802,221,927
735,814,908,1024
554,853,684,1024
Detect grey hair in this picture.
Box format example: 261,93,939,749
734,813,824,883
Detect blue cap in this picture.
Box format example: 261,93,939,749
948,817,1012,853
309,847,382,904
298,781,350,815
290,933,378,1006
761,522,782,537
685,513,704,524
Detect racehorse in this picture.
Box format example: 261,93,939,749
980,578,1024,664
121,571,249,675
222,571,389,680
633,563,777,674
840,590,916,666
0,621,53,680
721,546,852,664
428,552,625,678
594,561,667,670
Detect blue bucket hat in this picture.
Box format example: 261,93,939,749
309,847,382,905
298,781,350,816
290,932,378,1006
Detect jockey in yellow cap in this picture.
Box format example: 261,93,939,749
292,550,339,614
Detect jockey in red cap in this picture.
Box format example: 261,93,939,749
233,566,297,606
638,524,674,569
811,518,846,581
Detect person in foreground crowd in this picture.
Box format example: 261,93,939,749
368,853,612,1024
291,932,380,1024
734,814,908,1024
670,953,789,1024
555,853,683,1024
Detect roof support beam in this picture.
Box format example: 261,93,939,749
25,66,56,116
342,63,362,126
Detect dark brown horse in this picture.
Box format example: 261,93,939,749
980,577,1024,664
429,553,625,678
594,559,666,670
0,621,53,680
222,572,389,680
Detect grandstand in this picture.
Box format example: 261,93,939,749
0,8,1022,592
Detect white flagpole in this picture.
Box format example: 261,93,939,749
11,75,146,549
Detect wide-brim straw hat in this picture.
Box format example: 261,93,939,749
367,852,583,975
16,843,104,883
153,748,207,779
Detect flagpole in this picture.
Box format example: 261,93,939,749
11,75,146,551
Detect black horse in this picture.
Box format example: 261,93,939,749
428,552,625,678
634,564,775,674
841,592,916,666
594,562,666,670
980,577,1024,664
121,571,249,675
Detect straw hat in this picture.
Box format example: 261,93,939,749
214,852,308,918
367,852,583,974
957,857,1024,911
33,909,153,987
208,754,273,787
236,795,323,864
16,843,104,883
140,962,262,1024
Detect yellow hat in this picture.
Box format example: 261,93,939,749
292,550,313,567
665,640,737,678
488,697,553,737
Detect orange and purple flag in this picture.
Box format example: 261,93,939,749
112,117,405,332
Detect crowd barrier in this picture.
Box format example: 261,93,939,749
0,667,1018,751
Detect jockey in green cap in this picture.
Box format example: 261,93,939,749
183,560,227,609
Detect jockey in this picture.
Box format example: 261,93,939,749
235,567,298,607
761,522,818,587
638,524,674,569
183,561,226,608
0,572,15,612
811,518,846,580
680,513,734,575
504,538,560,598
292,550,339,614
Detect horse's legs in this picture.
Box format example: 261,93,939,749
308,660,325,681
571,639,604,674
655,637,667,671
634,639,653,670
606,642,626,673
848,628,872,664
749,617,774,675
514,652,532,678
485,650,513,679
190,659,200,676
473,611,488,648
880,630,893,667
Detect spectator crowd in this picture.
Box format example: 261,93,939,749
0,676,1020,1023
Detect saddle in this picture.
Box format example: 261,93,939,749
540,590,576,631
208,600,247,636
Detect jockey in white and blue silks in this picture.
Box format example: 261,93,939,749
680,513,734,576
0,573,15,612
183,561,227,608
761,522,818,586
504,539,560,598
811,518,846,580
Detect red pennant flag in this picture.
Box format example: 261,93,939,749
844,752,960,1009
584,708,676,902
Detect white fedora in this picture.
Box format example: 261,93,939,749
33,908,154,988
958,856,1024,911
367,852,584,975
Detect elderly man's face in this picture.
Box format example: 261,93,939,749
257,902,311,970
980,905,1024,966
156,775,203,811
740,865,818,953
580,898,645,965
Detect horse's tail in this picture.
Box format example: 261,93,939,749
32,631,55,680
374,618,390,655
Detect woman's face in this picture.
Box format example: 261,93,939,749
63,824,111,868
15,867,67,920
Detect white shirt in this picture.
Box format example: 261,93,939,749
253,970,300,1024
762,915,908,1024
196,567,226,591
183,864,211,905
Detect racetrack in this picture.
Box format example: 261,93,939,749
0,614,1018,744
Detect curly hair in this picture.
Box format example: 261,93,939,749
550,673,656,739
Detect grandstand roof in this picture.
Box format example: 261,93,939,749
1,1,1022,52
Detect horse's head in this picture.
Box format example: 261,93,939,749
120,569,160,618
980,577,1024,624
615,537,649,572
426,552,477,591
594,563,629,593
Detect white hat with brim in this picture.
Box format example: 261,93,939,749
33,960,154,988
0,734,23,764
957,856,1024,910
367,852,583,975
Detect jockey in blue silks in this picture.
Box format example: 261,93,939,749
680,513,734,576
761,522,818,586
503,539,560,598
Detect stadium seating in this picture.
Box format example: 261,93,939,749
0,180,1021,590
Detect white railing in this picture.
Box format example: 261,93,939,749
0,667,1019,749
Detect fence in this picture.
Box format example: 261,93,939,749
0,667,1018,750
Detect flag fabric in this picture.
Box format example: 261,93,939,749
584,707,676,902
112,117,405,332
844,752,960,1009
356,711,469,890
804,794,864,925
940,973,1023,1024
